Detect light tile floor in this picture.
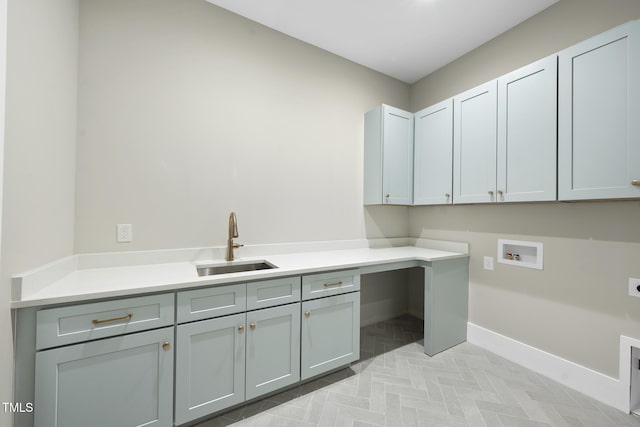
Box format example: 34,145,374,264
194,315,640,427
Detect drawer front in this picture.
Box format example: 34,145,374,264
302,269,360,300
177,283,246,323
36,293,174,350
247,276,301,310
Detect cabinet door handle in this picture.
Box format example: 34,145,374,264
92,313,133,325
162,341,171,351
238,325,244,333
323,281,343,288
445,193,450,198
497,190,504,196
488,191,494,196
632,180,640,186
304,311,310,318
250,323,256,330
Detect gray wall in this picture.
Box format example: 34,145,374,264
1,0,79,425
409,0,640,377
74,0,410,253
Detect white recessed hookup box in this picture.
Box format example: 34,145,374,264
498,239,543,270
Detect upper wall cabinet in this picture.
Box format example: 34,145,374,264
453,56,558,205
414,99,454,205
364,105,414,205
497,55,558,202
453,81,498,204
558,20,640,200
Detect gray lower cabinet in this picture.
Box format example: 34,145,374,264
175,313,246,425
175,278,302,425
301,291,360,380
34,327,174,427
246,303,301,400
175,305,301,425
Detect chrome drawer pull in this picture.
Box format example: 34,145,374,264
323,281,343,288
92,313,133,325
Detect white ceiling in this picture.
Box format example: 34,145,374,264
205,0,559,83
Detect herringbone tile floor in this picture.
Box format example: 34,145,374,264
194,315,640,427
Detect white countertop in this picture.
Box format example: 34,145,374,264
11,240,468,308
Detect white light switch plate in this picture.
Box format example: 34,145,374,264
629,278,640,298
483,256,494,271
117,224,132,243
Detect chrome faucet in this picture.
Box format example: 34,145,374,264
226,212,244,261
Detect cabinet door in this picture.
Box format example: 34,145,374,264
497,55,557,202
246,303,300,400
364,105,414,205
382,105,414,205
414,98,454,205
175,313,245,425
453,81,498,204
34,327,173,427
559,21,640,200
301,292,360,380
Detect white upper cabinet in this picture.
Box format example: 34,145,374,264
414,98,454,205
558,20,640,200
497,55,558,202
364,104,414,205
453,81,498,204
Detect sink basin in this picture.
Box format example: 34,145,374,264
196,260,277,276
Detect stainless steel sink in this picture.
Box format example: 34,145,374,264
196,260,277,276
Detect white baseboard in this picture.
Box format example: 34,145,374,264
467,322,630,412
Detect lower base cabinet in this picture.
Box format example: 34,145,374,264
246,303,301,400
175,313,246,425
175,303,301,425
34,327,174,427
301,292,360,380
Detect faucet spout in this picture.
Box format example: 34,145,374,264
229,212,239,238
226,212,243,261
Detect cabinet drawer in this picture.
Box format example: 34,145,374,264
302,269,360,300
247,276,301,310
177,283,246,323
36,293,174,350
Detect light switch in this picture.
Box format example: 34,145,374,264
483,256,494,271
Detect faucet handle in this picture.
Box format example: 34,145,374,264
233,243,244,249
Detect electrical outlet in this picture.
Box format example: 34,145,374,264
629,278,640,298
117,224,132,243
483,256,494,271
